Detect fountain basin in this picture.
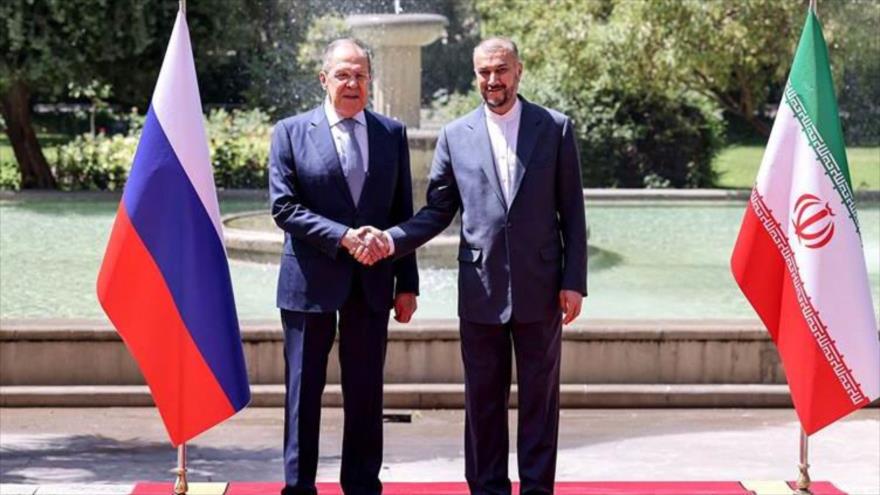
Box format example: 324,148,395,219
347,14,448,46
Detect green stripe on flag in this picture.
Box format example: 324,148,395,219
786,10,859,234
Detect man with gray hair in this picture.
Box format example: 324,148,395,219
358,37,588,494
268,38,419,495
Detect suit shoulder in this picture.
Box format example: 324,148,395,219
441,107,482,135
275,111,314,131
367,110,406,133
528,102,570,126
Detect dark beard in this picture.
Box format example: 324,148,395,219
483,87,510,108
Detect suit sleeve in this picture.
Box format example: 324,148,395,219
556,117,588,295
268,120,348,259
391,126,420,295
387,126,461,257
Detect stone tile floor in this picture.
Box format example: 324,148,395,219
0,408,877,494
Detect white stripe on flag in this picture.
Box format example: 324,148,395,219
150,12,224,242
757,98,879,401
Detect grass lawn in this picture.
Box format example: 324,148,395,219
0,134,13,163
715,145,880,190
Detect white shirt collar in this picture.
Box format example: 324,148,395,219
485,97,522,124
324,97,367,128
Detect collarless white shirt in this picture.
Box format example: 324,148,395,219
324,98,369,174
484,98,522,205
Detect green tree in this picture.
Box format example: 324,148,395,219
1,1,154,188
477,0,725,188
603,0,806,138
0,0,261,189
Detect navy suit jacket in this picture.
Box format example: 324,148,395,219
388,98,587,324
269,106,419,313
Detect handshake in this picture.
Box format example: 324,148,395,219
341,226,393,266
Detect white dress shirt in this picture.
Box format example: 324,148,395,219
324,98,369,174
484,98,522,205
384,100,523,256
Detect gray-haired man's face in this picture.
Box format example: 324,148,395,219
319,44,371,118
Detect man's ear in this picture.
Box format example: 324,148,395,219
318,71,328,89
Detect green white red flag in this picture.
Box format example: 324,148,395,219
731,9,879,435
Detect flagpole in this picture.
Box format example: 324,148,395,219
170,0,188,483
796,428,812,494
173,443,189,494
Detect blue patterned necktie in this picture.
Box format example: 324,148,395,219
339,118,365,204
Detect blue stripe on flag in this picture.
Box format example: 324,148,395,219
123,107,249,411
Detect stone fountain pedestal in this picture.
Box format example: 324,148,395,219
347,14,448,208
347,13,448,129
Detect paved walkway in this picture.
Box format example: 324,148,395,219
0,408,877,494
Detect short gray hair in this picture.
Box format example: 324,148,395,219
322,38,372,74
474,37,519,61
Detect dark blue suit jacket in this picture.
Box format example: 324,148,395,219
269,106,419,313
388,98,587,324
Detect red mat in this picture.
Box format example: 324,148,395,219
131,480,848,495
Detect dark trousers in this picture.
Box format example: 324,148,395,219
280,280,390,495
461,313,562,495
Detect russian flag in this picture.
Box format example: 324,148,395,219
97,10,250,446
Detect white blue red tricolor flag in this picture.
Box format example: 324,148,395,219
97,10,250,445
731,9,879,435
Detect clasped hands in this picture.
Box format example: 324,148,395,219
341,226,416,323
341,226,391,266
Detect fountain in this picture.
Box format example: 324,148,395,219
345,12,448,129
345,7,448,208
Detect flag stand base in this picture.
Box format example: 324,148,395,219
795,429,811,494
796,463,811,494
173,443,188,494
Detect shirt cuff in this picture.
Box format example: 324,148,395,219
383,230,395,256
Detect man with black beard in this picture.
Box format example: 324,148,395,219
356,37,588,495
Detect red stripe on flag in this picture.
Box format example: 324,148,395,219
97,202,235,445
732,201,858,434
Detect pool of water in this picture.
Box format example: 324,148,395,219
1,197,878,320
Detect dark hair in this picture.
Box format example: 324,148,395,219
474,37,519,61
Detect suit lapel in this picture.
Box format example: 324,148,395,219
359,110,385,209
509,98,541,206
467,106,507,209
307,107,355,210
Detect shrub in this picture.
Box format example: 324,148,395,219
429,87,724,188
0,157,20,190
51,108,273,191
206,108,272,189
577,89,724,188
53,132,136,190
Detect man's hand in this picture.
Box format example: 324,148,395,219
341,226,391,266
559,290,583,325
393,292,417,323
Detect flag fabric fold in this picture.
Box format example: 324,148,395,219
731,9,879,435
97,10,250,446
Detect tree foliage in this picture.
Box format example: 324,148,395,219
479,0,878,142
477,0,725,187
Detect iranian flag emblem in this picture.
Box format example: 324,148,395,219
731,10,879,435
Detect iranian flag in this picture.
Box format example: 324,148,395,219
731,9,879,435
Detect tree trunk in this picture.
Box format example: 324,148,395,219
1,80,57,189
745,114,771,138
